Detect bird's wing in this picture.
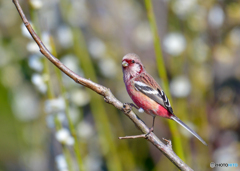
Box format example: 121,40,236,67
133,73,174,114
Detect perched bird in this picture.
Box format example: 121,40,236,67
122,53,207,145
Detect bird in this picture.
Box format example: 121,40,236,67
121,53,207,145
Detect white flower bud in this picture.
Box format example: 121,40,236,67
27,41,40,54
45,97,66,114
55,128,70,143
170,76,191,98
29,0,43,10
31,74,47,93
88,38,106,59
208,5,224,29
163,33,186,56
55,154,68,171
28,54,43,72
66,136,75,146
98,58,117,78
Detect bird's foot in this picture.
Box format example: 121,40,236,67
128,103,139,109
145,127,154,138
123,103,139,113
122,103,132,113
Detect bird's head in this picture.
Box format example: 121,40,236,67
122,53,145,81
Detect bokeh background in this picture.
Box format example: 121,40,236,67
0,0,240,171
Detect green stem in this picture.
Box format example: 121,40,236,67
107,106,136,171
73,28,123,171
55,117,73,171
144,0,185,161
43,58,73,171
49,37,85,171
27,3,75,170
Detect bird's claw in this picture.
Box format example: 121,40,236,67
145,127,154,138
123,103,140,113
123,103,132,113
129,103,139,110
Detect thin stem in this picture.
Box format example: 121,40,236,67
43,46,74,171
72,28,123,171
55,117,73,171
144,0,185,161
49,37,85,171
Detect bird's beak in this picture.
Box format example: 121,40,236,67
122,61,128,67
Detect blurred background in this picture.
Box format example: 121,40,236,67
0,0,240,170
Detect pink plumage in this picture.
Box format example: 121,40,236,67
122,53,207,145
126,72,173,119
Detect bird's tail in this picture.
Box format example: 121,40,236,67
171,116,207,146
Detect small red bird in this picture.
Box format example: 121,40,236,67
122,53,207,145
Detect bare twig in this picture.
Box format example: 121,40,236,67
163,138,173,149
119,134,147,139
12,0,193,170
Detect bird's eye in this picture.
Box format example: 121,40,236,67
132,60,135,63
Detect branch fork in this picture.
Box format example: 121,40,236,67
163,138,172,149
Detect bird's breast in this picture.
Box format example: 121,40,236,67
126,82,158,113
126,81,172,119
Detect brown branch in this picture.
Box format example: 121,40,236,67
12,0,193,170
119,134,146,139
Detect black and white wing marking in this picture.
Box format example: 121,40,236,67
134,81,174,114
134,81,159,94
157,89,173,114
